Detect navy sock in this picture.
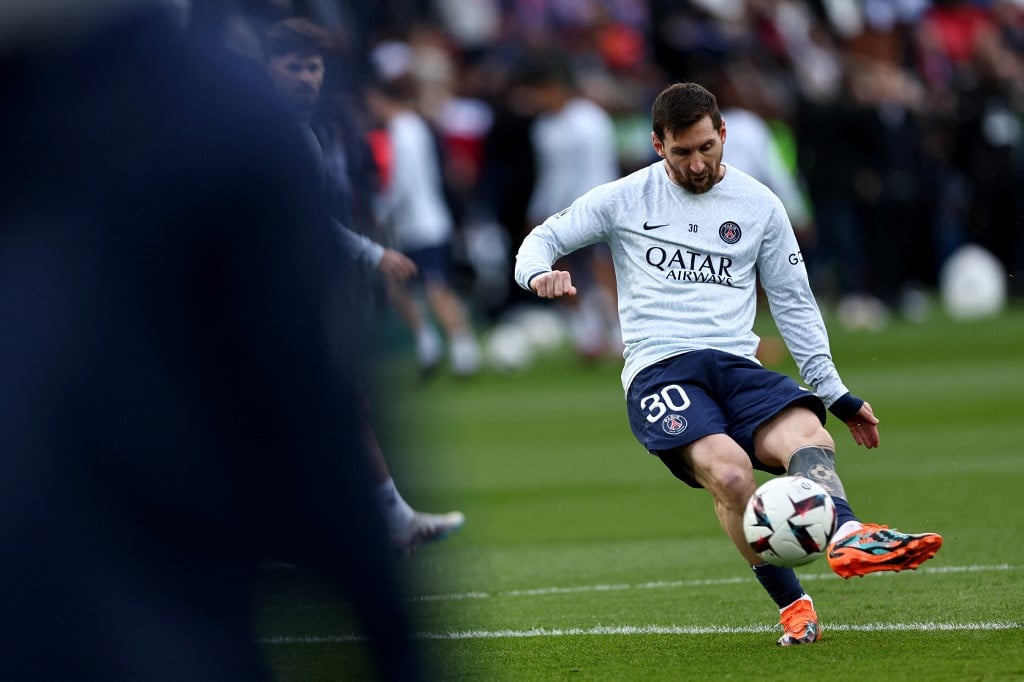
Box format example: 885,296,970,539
752,563,804,608
832,497,858,527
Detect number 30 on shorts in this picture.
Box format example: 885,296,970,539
640,384,692,423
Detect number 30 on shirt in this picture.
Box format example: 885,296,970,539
640,384,691,423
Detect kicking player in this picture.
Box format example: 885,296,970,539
514,82,941,645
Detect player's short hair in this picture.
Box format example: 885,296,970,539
651,82,722,141
263,18,332,61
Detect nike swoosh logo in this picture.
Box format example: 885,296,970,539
643,222,668,230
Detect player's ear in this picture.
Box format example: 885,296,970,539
719,117,727,145
651,131,665,158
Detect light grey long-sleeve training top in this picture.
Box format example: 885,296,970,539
514,161,849,407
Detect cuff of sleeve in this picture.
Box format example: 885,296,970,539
366,243,385,267
525,271,549,291
828,392,864,422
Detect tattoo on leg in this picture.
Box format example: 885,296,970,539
787,446,847,499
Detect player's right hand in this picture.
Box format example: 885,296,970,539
377,248,418,283
531,270,576,298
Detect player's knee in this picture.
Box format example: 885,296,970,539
686,435,755,501
703,459,755,504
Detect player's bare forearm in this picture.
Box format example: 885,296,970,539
846,401,880,449
531,270,577,298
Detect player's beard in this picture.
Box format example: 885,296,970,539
680,161,720,194
664,156,722,194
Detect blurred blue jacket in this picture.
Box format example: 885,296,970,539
0,5,419,680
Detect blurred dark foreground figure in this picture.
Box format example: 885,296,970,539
0,3,420,680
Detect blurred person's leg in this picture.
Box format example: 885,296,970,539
424,280,482,377
364,418,465,554
386,279,443,372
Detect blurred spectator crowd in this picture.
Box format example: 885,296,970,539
227,0,1024,339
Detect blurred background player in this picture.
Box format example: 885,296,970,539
262,17,416,280
715,58,814,237
262,16,465,551
519,51,623,361
365,42,483,378
0,1,423,678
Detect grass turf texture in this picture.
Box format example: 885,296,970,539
257,305,1024,680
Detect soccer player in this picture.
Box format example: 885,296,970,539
520,54,622,360
514,82,942,646
364,51,483,378
263,17,465,552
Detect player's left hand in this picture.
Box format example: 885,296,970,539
846,401,880,449
377,248,418,282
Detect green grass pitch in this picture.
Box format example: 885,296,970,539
257,304,1024,680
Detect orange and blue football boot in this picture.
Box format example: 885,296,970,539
828,523,942,579
778,595,821,646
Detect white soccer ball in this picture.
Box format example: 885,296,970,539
940,244,1007,320
743,476,837,567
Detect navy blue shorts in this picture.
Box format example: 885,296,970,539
406,243,453,286
625,349,825,488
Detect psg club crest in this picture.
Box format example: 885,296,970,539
662,414,687,435
719,221,742,244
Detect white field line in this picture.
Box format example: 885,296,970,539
260,620,1022,644
403,563,1020,603
263,564,1022,644
282,563,1019,612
